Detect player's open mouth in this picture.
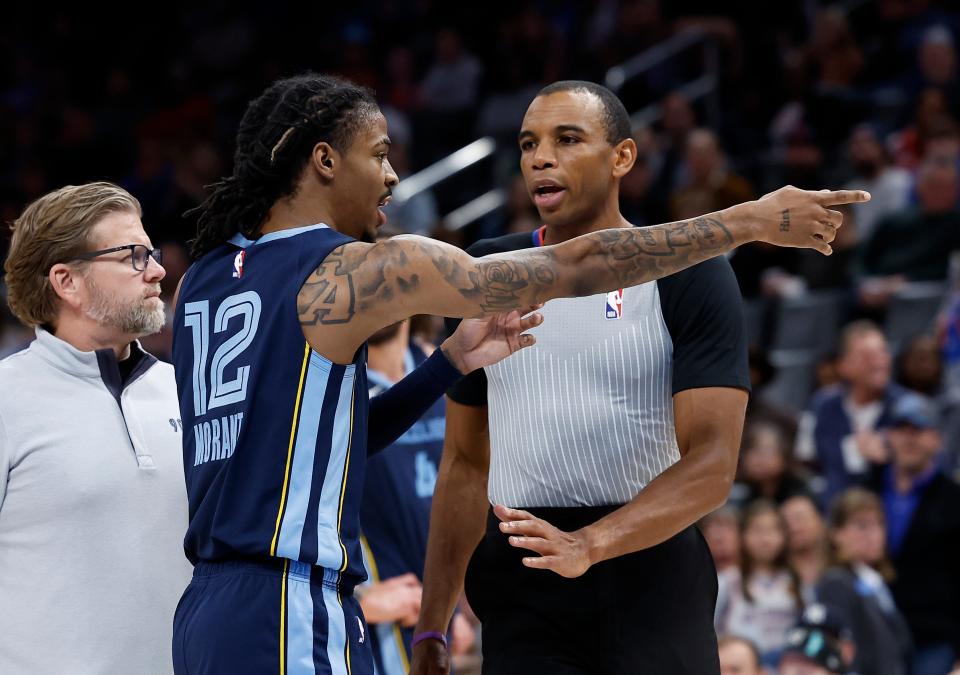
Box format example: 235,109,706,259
377,194,391,226
532,181,566,209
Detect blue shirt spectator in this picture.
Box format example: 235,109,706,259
796,321,907,506
869,393,960,675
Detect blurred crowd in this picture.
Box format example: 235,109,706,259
3,1,960,674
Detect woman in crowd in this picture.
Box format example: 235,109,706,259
781,493,830,602
731,421,813,507
816,488,912,675
716,500,803,667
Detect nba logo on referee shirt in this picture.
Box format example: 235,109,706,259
605,289,623,319
232,250,245,278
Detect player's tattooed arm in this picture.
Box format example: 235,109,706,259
299,186,868,331
297,217,732,329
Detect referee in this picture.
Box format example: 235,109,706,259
412,81,754,674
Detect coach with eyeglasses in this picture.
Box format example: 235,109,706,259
0,182,192,674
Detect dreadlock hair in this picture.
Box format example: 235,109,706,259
188,73,379,259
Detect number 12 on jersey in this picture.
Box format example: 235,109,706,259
183,291,263,416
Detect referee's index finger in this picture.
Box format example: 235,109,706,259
817,189,871,206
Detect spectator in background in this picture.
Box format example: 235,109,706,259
700,505,742,575
747,347,801,441
416,28,483,162
912,25,959,112
652,91,698,197
796,321,906,506
499,174,541,236
868,393,960,675
860,158,960,303
383,46,418,113
940,293,960,474
419,29,483,114
380,108,439,236
358,318,475,673
817,488,912,675
890,88,958,170
782,494,830,601
815,352,842,391
895,334,943,397
801,7,869,170
843,125,912,245
731,421,811,508
778,605,850,675
715,500,802,668
669,128,755,221
718,635,767,675
620,127,669,227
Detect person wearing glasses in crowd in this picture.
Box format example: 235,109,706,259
0,182,192,674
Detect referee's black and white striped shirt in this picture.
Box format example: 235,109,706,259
447,227,750,508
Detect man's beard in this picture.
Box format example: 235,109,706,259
84,277,166,337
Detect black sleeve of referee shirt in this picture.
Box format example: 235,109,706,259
656,256,750,395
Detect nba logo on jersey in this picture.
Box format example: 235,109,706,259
232,250,245,278
605,289,623,319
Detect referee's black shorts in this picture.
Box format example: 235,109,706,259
464,505,720,675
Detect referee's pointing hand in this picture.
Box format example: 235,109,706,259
495,504,593,578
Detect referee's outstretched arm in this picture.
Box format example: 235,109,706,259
297,187,868,365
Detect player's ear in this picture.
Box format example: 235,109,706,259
612,137,637,179
312,142,337,181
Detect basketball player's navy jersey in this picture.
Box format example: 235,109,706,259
359,343,445,674
172,223,372,581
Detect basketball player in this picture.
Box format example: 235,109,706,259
170,73,866,674
357,317,474,674
410,81,817,675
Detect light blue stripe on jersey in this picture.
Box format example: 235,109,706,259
286,561,316,674
315,364,357,569
228,224,328,250
276,357,331,560
323,584,349,675
257,223,329,244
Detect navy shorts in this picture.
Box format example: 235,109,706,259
173,558,373,675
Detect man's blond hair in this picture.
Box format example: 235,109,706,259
5,182,141,328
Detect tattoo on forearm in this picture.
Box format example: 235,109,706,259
298,214,734,326
780,209,790,232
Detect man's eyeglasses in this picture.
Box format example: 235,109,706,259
68,244,163,272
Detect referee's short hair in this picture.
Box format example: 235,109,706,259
536,80,632,146
5,182,142,328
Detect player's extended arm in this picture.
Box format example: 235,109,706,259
300,187,869,362
410,400,491,675
494,386,746,578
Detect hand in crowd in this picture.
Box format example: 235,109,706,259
357,573,422,626
854,430,888,464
